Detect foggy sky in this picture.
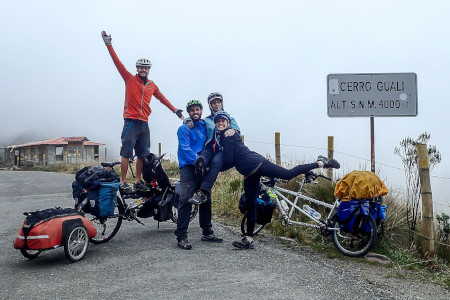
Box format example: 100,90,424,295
1,0,449,213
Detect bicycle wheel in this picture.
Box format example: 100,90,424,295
241,213,265,236
64,224,89,262
86,198,125,244
20,249,42,259
332,214,377,257
171,203,198,223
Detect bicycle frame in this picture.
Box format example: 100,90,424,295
266,177,340,231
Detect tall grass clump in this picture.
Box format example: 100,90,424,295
211,168,244,224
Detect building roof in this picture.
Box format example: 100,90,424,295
7,137,105,149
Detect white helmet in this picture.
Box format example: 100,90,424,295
136,58,152,68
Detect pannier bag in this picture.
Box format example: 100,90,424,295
336,200,373,233
75,165,120,189
14,208,96,250
369,200,387,226
152,187,174,222
239,185,277,225
72,164,120,214
88,182,120,217
136,195,154,218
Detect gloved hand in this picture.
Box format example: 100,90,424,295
186,120,194,129
194,156,206,176
101,31,112,45
174,108,184,120
224,129,236,137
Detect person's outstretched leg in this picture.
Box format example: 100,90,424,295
255,160,319,180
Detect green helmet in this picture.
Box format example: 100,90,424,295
186,99,203,111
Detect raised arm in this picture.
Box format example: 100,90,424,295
101,30,132,81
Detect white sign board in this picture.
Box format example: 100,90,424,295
327,73,418,117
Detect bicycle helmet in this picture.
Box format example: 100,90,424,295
186,99,203,111
208,92,223,102
136,58,152,68
213,112,230,123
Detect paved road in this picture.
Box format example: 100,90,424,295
0,170,448,300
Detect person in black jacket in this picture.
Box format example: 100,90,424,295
212,113,340,249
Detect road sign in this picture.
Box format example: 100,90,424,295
327,73,417,117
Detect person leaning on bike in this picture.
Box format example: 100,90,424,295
101,30,183,193
174,100,223,250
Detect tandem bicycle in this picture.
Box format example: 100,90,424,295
241,171,385,257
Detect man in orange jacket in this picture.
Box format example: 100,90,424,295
102,30,183,192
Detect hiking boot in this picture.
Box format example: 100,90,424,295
232,236,255,249
189,190,207,205
317,155,340,169
134,181,150,192
177,239,192,250
119,182,133,193
195,156,206,175
201,234,223,243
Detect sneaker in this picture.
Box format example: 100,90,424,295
177,239,192,250
232,236,255,249
201,234,223,243
317,155,340,169
134,181,150,192
119,182,133,193
195,156,206,175
189,190,207,205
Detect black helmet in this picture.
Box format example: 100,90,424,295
213,112,230,123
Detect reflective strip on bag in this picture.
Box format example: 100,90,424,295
16,235,50,240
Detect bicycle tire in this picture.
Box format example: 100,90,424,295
64,224,89,262
171,203,198,223
86,197,125,244
240,213,265,236
20,249,42,259
332,214,377,257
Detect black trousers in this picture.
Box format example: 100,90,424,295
174,165,214,241
243,160,319,236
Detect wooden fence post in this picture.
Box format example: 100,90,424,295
417,143,435,257
327,136,334,178
158,143,162,156
43,153,46,166
275,132,281,166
